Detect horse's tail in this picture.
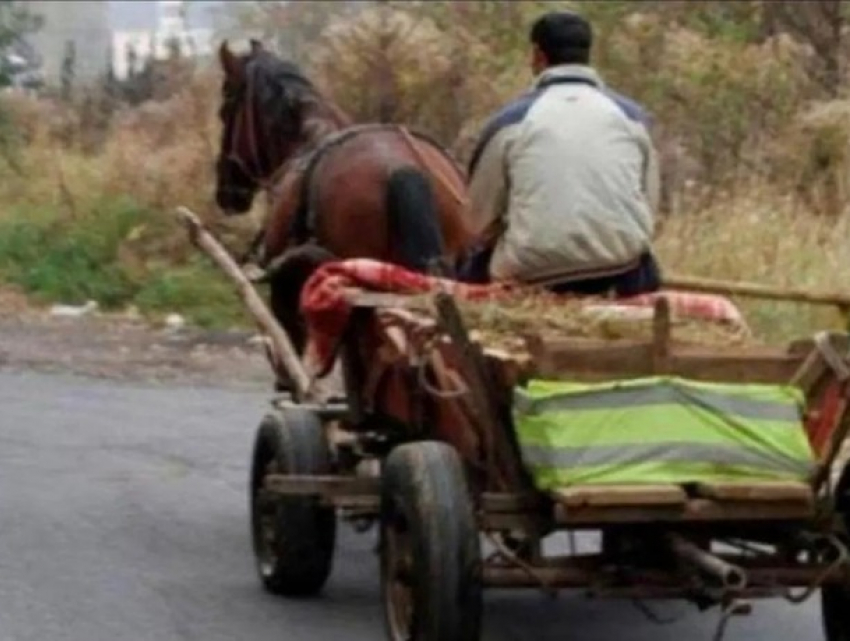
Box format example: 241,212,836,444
385,166,449,275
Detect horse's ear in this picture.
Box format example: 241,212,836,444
250,39,264,55
219,40,238,77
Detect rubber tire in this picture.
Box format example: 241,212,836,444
823,462,850,640
249,408,336,597
824,582,850,641
380,441,482,641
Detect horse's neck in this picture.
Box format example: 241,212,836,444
263,100,352,192
302,114,342,147
325,100,354,129
302,101,352,148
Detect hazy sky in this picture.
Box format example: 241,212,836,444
108,0,225,31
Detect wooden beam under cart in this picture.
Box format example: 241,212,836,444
482,563,848,593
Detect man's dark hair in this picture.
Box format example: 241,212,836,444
530,11,593,65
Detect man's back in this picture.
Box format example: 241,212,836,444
487,66,656,284
461,10,662,297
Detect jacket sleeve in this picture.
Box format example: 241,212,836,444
631,118,660,215
466,126,514,242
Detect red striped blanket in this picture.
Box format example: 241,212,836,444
298,259,748,375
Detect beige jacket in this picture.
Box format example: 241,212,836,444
466,65,660,285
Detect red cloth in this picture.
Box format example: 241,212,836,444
806,382,844,456
615,291,746,327
299,258,748,375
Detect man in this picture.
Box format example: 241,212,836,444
459,10,662,298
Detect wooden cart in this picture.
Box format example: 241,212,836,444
176,207,850,641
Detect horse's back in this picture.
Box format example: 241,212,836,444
311,128,475,259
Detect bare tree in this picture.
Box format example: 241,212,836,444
762,0,844,97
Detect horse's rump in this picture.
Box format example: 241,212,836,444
283,124,471,259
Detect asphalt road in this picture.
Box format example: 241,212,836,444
0,370,829,641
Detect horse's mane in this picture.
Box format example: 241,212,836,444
246,51,346,139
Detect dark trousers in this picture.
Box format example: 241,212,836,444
456,245,662,298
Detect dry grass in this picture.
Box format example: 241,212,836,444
655,184,850,343
1,77,848,342
458,289,755,355
0,70,264,328
0,3,849,341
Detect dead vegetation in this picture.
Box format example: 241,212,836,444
1,1,850,339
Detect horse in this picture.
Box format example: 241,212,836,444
214,40,476,386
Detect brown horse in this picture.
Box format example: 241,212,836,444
215,40,475,381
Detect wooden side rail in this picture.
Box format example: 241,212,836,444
550,482,816,526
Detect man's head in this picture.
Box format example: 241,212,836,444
529,11,593,75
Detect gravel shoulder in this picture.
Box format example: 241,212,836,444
0,288,273,390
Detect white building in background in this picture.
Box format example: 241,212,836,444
111,0,214,81
27,0,112,85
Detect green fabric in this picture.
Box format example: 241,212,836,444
512,376,815,491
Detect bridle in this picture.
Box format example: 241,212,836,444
221,63,314,266
224,68,275,192
223,64,317,194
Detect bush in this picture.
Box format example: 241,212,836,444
0,198,142,306
0,197,252,329
1,0,850,343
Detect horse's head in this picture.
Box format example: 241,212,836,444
215,39,319,215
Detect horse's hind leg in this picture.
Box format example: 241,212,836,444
386,166,450,276
266,244,337,393
268,278,306,393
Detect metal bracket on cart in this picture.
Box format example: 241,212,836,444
271,394,351,421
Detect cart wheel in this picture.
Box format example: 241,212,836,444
824,580,850,640
249,408,336,597
823,463,850,640
380,441,482,641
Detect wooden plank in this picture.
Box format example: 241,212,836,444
482,349,535,399
670,350,806,383
483,564,842,592
343,289,431,309
480,512,551,531
652,297,671,374
433,291,527,493
527,336,806,384
328,495,380,511
480,492,542,513
789,349,829,393
554,497,814,526
264,474,380,497
525,335,653,380
552,484,688,508
692,481,813,503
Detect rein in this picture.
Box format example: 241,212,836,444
227,69,275,191
395,125,469,208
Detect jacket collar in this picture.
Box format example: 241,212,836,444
533,64,603,90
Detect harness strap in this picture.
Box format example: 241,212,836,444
288,124,466,245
